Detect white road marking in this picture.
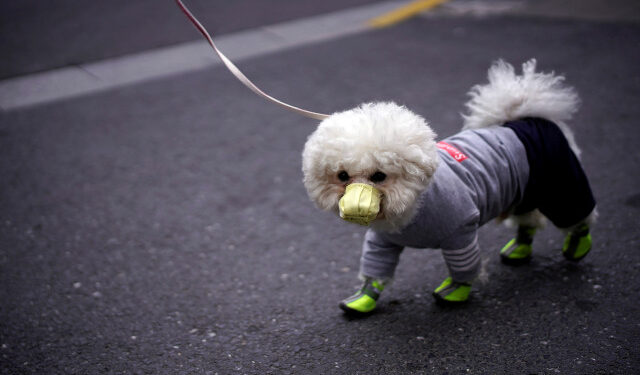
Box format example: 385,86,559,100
0,1,411,111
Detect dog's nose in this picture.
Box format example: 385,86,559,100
338,183,381,226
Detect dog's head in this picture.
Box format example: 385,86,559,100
302,102,439,232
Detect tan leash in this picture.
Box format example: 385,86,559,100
175,0,330,121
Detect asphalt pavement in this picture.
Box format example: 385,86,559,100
0,0,385,79
1,1,640,374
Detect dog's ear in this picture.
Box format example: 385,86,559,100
370,103,438,184
397,144,439,182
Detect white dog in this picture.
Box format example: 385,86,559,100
302,60,597,315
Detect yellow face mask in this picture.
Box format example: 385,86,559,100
338,183,382,226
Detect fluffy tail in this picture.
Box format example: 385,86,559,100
462,59,581,156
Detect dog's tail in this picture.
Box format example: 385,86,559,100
462,59,581,156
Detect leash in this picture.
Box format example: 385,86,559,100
175,0,330,121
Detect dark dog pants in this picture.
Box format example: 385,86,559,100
505,118,596,228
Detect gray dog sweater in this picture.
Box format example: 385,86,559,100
361,126,529,282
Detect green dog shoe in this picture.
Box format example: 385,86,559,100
500,226,536,265
432,277,471,305
339,279,384,316
563,224,592,261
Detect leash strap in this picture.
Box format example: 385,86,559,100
175,0,330,121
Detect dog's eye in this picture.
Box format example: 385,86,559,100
337,171,350,182
370,171,387,183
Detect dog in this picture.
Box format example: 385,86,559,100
301,59,597,315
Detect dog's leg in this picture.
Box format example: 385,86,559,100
560,208,597,261
339,276,389,316
433,235,481,305
500,210,546,265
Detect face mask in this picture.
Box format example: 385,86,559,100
338,183,382,226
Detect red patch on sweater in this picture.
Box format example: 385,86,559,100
437,141,468,162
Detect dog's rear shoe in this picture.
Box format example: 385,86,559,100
562,224,592,261
500,226,536,265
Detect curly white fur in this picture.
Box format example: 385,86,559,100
463,59,582,157
302,102,439,232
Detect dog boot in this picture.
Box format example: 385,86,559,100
339,278,385,316
562,224,592,261
432,277,471,305
500,226,536,265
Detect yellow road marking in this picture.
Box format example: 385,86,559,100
368,0,451,28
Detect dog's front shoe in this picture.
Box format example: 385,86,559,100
339,278,384,316
432,277,471,305
562,224,592,261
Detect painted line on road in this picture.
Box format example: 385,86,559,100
0,1,413,111
368,0,450,28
